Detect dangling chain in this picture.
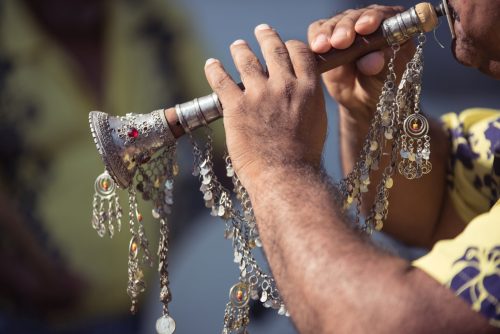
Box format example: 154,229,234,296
126,188,146,314
92,171,122,237
90,34,429,334
338,43,400,232
398,34,432,179
91,146,178,333
190,129,288,334
339,33,430,232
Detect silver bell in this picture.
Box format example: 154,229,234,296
89,93,223,189
89,109,176,189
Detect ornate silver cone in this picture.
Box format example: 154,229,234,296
89,109,176,189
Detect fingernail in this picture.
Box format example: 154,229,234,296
205,58,218,66
232,39,247,46
255,23,271,31
312,34,328,50
331,27,348,43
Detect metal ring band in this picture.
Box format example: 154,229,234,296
193,97,208,127
175,104,191,135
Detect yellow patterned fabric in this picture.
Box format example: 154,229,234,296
441,109,500,222
413,108,500,327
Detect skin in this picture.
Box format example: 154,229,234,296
308,5,456,248
448,0,500,78
204,2,500,333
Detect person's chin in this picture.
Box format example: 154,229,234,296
451,39,480,69
452,42,500,79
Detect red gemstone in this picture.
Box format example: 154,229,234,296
128,127,139,138
410,121,421,132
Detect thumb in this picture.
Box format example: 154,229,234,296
356,51,385,76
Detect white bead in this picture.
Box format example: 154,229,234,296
156,315,176,334
422,148,430,160
260,290,268,303
200,166,210,176
202,174,211,185
203,191,213,201
164,180,174,190
217,205,225,217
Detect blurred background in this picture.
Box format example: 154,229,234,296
0,0,498,333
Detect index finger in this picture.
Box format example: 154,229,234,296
254,24,295,79
204,58,242,109
354,9,385,35
354,6,404,35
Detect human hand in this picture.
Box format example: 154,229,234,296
308,5,415,119
204,24,327,184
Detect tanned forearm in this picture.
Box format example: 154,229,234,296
245,164,493,334
339,106,459,248
204,21,493,333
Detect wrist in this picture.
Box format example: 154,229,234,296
237,159,320,196
230,140,324,190
338,104,372,126
339,104,371,137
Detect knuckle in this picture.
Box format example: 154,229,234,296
241,61,260,76
376,5,405,16
338,14,356,26
237,55,261,76
285,39,308,51
274,78,297,98
391,5,405,12
271,45,289,58
288,40,315,63
268,44,292,67
213,72,232,90
322,14,345,31
308,19,325,34
360,8,376,16
300,80,319,97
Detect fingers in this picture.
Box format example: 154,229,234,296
330,10,363,49
204,58,242,104
354,9,385,35
285,40,317,80
308,6,405,53
356,51,385,76
308,16,342,53
230,39,266,87
254,24,295,78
